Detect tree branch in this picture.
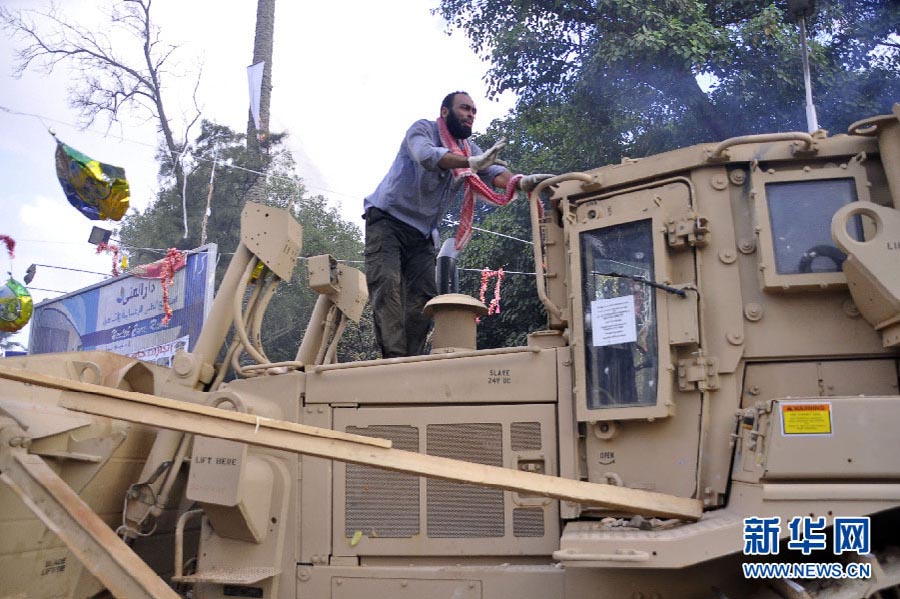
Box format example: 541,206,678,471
1,0,195,168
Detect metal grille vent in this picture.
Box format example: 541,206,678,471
510,422,542,451
513,508,545,537
426,423,504,538
345,425,419,538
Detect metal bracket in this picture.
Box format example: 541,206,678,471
677,356,720,392
666,214,710,249
790,139,820,158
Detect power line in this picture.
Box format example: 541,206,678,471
1,103,539,216
0,103,358,202
447,221,533,245
28,263,110,277
16,238,103,246
472,225,533,245
4,104,535,260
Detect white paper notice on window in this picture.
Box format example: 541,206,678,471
591,295,637,347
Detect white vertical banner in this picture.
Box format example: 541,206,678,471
247,61,265,130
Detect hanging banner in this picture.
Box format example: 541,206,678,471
28,245,216,360
54,139,130,221
247,61,265,131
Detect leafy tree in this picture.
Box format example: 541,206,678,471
119,121,378,364
434,0,899,350
438,0,900,158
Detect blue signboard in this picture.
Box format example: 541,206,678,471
29,245,216,366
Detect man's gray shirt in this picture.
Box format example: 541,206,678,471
364,119,507,238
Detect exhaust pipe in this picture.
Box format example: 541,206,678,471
435,238,459,294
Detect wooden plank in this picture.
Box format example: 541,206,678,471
1,452,181,599
0,364,390,449
0,364,703,520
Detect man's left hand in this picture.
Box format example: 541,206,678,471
518,173,556,194
468,138,508,171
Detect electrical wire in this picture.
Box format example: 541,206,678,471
4,105,541,285
2,104,537,242
0,103,358,201
27,263,110,277
447,221,533,245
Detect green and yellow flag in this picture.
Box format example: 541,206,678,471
54,140,130,221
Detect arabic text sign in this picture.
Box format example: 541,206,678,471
128,335,190,367
29,246,215,358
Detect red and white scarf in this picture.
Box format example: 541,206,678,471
437,116,522,250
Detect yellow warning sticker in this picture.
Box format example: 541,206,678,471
780,402,832,435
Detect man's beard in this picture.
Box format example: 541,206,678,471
446,109,472,139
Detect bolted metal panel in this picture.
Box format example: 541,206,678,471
345,426,420,538
330,576,481,599
510,422,542,451
426,423,504,538
240,202,301,281
513,508,545,538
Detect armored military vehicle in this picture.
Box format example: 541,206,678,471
2,105,899,599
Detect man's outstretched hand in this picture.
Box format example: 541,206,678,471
468,137,508,171
518,173,556,194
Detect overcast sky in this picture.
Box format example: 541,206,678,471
0,0,516,348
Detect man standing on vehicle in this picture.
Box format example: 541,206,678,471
363,91,552,358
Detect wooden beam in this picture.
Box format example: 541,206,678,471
0,364,389,449
0,364,703,521
1,451,181,599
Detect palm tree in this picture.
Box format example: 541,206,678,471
247,0,275,157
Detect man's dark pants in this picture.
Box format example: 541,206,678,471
364,208,437,358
